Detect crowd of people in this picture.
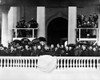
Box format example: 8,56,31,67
16,17,38,28
0,37,100,56
1,14,99,56
14,17,38,37
76,13,98,38
77,13,98,28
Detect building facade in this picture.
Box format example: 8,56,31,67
0,0,100,47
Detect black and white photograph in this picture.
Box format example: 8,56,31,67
0,0,100,80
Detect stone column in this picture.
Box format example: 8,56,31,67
97,14,100,45
1,6,10,47
68,6,77,44
37,7,45,38
8,7,20,43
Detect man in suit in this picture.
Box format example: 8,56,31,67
28,18,38,28
97,46,100,56
8,46,17,56
74,44,82,56
19,17,26,28
92,46,98,56
49,44,55,56
31,44,39,56
80,44,88,56
22,45,31,56
67,44,75,56
0,44,7,56
88,45,94,56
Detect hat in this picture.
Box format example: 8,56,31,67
21,38,30,45
13,39,22,45
79,42,87,46
98,46,100,48
39,37,46,42
0,44,3,47
68,44,76,48
32,38,40,43
21,38,30,42
92,45,96,48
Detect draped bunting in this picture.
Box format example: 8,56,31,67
38,55,57,73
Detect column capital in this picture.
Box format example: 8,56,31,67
1,6,10,13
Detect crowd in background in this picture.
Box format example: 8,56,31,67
14,17,38,37
0,14,99,56
16,17,38,28
76,13,98,38
0,37,100,56
77,13,98,28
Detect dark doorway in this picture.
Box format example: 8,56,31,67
47,17,68,45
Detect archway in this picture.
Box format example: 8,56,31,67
47,17,68,45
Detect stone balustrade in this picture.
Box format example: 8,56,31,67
0,56,100,69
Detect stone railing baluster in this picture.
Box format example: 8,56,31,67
0,57,99,69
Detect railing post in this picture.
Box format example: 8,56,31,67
97,59,100,69
64,59,66,68
0,57,100,70
32,29,34,38
15,28,17,38
90,59,92,68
